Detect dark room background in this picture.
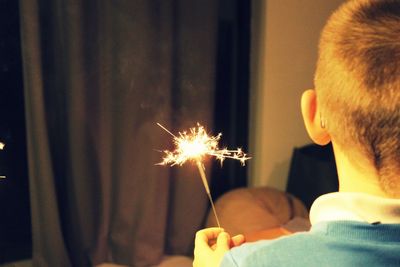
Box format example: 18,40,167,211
0,0,250,266
0,0,31,264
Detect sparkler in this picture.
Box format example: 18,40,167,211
157,123,250,228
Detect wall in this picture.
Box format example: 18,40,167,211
248,0,344,190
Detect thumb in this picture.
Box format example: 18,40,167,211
230,234,245,248
216,232,230,252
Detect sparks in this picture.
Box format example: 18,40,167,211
157,123,250,166
157,122,251,228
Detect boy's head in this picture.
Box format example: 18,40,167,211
314,0,400,196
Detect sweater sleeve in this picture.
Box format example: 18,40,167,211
220,251,239,267
219,240,276,267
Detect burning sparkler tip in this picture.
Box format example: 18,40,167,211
157,123,250,166
156,122,250,229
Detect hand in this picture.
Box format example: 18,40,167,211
193,228,245,267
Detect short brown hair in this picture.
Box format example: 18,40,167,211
315,0,400,196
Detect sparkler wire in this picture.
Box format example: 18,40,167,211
196,161,221,228
157,123,250,229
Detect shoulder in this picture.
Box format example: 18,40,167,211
221,232,317,267
221,221,400,267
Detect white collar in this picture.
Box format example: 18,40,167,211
309,192,400,225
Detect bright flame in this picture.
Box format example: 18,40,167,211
0,142,4,150
157,123,250,166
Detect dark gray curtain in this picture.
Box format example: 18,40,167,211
19,0,217,266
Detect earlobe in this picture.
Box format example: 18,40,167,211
301,90,331,145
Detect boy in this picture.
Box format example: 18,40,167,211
193,0,400,266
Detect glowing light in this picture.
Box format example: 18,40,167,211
157,123,250,167
157,123,250,228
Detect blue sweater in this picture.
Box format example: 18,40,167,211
221,221,400,267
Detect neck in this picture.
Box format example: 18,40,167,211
331,142,389,198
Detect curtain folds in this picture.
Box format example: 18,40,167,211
19,0,217,266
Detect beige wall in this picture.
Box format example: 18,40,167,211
248,0,344,190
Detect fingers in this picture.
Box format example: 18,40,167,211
195,227,224,242
230,234,246,248
194,228,233,267
195,228,246,254
195,228,246,249
195,227,224,250
216,231,230,252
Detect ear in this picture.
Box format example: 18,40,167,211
301,89,331,145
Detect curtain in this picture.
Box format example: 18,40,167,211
0,0,31,264
19,0,217,266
